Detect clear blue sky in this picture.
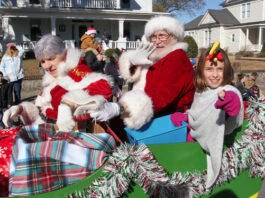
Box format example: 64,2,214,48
177,0,224,24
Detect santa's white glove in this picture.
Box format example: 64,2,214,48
56,105,75,132
89,102,120,122
129,43,156,66
3,105,21,127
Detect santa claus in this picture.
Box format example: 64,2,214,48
90,16,195,136
3,34,113,132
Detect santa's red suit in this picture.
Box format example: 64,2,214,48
118,42,195,129
19,48,113,125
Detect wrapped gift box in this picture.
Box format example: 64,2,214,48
125,114,188,145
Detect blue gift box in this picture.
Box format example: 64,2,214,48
125,114,188,145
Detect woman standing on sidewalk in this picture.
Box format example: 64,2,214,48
0,43,25,105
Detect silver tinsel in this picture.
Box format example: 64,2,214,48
67,99,265,198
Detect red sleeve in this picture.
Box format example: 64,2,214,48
145,50,195,114
83,79,112,100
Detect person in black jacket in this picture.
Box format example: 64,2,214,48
0,71,13,129
105,53,123,100
235,73,247,101
83,48,105,73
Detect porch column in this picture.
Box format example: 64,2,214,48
245,28,249,49
118,19,124,40
51,17,56,36
116,0,120,9
43,0,50,8
258,26,263,51
2,17,9,40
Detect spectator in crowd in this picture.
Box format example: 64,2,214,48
0,43,25,105
102,29,110,45
236,73,248,101
89,16,195,141
190,58,197,72
247,84,260,100
95,37,103,53
0,71,12,129
105,53,123,100
245,72,258,90
83,47,105,73
80,27,99,52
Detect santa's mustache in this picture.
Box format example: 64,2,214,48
149,39,178,63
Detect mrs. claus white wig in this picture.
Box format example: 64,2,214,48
144,16,184,42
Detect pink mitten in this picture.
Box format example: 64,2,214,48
214,90,241,117
170,112,188,127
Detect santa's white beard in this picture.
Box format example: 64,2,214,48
149,39,178,63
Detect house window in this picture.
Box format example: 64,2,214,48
205,30,209,47
242,3,250,18
59,24,66,32
231,34,235,42
30,0,40,4
247,3,250,18
121,0,130,9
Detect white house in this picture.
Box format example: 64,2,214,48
0,0,169,52
184,0,265,53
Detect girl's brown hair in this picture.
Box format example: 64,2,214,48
194,48,234,92
5,46,18,57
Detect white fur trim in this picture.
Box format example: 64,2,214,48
35,80,58,116
63,90,106,120
20,102,44,125
144,16,184,42
132,68,148,91
119,51,142,82
120,90,153,129
85,29,97,35
171,42,188,52
58,48,81,77
58,72,113,91
42,72,57,87
63,89,105,107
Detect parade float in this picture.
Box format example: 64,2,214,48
1,98,261,198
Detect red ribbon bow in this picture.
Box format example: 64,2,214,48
205,51,224,62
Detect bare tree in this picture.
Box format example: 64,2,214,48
153,0,206,15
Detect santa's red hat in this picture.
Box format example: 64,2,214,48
85,27,97,35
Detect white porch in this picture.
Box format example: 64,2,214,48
241,26,265,52
1,16,146,52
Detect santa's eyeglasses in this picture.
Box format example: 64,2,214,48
150,33,171,41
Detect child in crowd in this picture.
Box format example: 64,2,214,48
245,72,258,90
247,84,260,100
0,71,12,129
80,27,99,52
170,41,243,188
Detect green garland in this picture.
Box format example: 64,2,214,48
67,99,265,198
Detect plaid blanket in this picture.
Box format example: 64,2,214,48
9,123,116,196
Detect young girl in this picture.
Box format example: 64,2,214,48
170,41,243,188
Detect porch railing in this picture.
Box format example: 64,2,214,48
246,44,260,52
21,40,76,52
50,0,117,9
21,40,139,55
109,41,140,50
22,41,37,52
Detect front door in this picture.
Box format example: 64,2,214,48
79,25,87,47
